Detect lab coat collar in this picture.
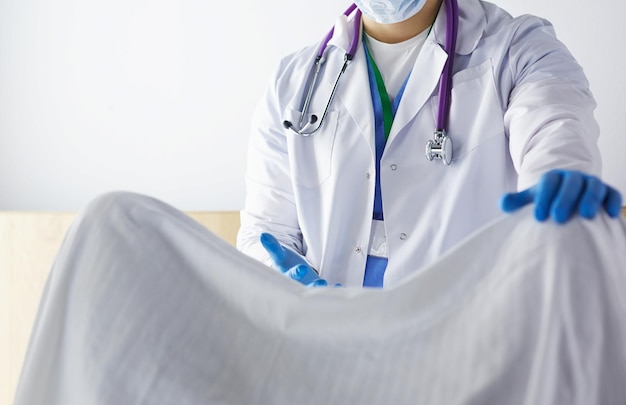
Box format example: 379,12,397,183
327,14,353,54
324,0,487,154
334,41,377,158
326,13,377,158
386,0,487,146
386,41,447,146
432,0,486,55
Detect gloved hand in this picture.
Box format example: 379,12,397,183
500,169,623,223
260,233,328,287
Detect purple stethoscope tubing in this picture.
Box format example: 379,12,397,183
436,0,459,131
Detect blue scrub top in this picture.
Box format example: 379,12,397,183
362,42,411,287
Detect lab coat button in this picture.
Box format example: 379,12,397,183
391,164,398,171
400,233,407,240
366,172,371,180
355,246,362,253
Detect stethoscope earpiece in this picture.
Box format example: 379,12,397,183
283,114,320,136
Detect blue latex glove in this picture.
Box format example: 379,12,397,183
500,169,623,223
260,233,328,287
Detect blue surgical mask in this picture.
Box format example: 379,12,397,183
354,0,428,24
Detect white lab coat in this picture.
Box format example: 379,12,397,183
237,0,601,287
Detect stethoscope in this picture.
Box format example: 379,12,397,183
283,0,459,165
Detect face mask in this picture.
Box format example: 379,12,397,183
354,0,428,24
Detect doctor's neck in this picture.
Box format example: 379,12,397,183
362,0,443,44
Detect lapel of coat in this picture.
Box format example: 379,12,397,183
386,0,487,148
327,13,377,159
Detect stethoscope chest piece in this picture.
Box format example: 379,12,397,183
425,130,453,165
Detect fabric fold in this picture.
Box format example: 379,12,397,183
15,192,626,404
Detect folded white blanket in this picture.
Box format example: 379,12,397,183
15,192,626,404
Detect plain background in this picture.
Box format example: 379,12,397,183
1,0,624,211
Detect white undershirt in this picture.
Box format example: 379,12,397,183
364,28,430,101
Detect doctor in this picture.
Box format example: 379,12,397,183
237,0,622,288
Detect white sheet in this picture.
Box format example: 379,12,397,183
15,192,626,404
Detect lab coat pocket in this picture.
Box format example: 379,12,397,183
434,59,505,162
284,109,339,188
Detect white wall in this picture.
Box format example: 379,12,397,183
1,0,624,211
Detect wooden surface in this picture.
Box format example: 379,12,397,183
1,211,240,405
